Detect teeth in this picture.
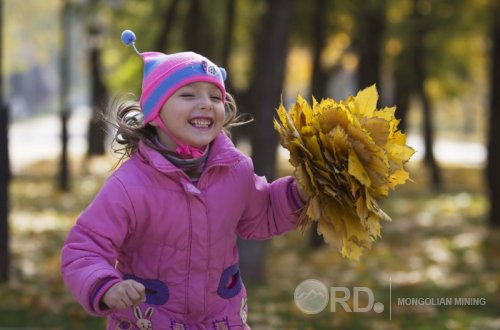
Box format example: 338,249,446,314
190,119,211,128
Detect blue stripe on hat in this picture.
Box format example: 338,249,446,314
142,62,224,120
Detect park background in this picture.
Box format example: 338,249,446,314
1,0,500,329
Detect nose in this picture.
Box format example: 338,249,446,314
198,94,213,110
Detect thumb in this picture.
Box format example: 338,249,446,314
130,280,145,293
131,280,146,300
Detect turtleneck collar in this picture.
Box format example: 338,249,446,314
153,137,209,182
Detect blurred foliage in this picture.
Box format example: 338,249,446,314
5,0,491,98
384,0,489,99
4,0,61,74
4,0,493,142
1,157,499,329
99,0,268,94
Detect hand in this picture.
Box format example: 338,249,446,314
101,279,146,310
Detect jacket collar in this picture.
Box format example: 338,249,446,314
136,133,243,174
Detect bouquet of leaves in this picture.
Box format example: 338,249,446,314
274,85,415,260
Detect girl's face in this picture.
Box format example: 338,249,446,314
153,82,225,150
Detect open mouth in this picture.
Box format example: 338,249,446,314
189,118,213,128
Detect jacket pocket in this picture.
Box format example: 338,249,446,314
217,264,242,299
123,274,169,305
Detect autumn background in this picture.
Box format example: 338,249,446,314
1,0,500,329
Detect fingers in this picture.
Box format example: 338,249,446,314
101,280,147,310
131,280,147,303
126,280,146,304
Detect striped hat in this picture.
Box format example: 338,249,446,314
121,30,227,124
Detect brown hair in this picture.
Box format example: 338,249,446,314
104,92,251,165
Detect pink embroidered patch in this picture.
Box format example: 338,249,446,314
212,318,231,330
170,321,186,330
116,319,133,330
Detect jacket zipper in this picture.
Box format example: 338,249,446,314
185,194,193,317
183,157,239,317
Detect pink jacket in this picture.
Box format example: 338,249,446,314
60,133,303,330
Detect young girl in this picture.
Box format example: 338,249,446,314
61,30,306,330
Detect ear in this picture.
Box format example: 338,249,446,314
145,307,154,319
134,306,143,319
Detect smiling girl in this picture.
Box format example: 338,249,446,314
60,30,306,330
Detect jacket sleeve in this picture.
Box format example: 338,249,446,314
60,175,135,316
236,157,304,240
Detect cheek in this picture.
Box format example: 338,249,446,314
216,106,226,124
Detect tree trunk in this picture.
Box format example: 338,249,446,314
413,0,441,190
219,0,242,141
0,0,9,283
393,73,412,133
487,0,500,227
220,0,237,94
58,0,71,191
182,0,217,59
393,36,414,133
221,0,236,71
247,0,294,179
238,0,295,284
154,0,181,51
356,0,385,91
87,23,108,156
309,0,329,249
310,0,328,101
0,104,9,283
183,0,202,54
420,90,441,189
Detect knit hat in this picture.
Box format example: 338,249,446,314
121,30,227,124
121,29,227,158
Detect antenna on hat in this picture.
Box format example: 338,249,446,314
121,29,141,56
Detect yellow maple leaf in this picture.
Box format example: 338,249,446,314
353,84,378,117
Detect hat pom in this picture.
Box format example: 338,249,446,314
121,30,136,45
